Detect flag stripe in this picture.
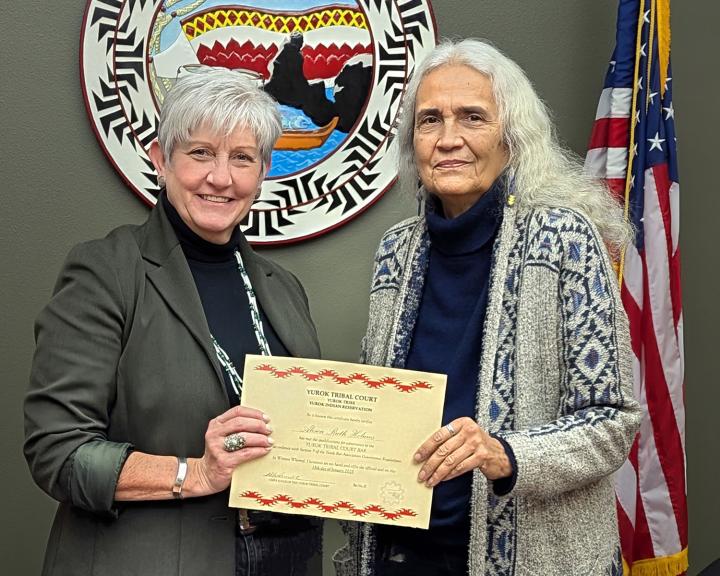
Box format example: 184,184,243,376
616,458,638,525
585,147,629,180
636,358,682,556
617,497,636,556
643,168,687,454
594,86,634,120
640,263,688,549
589,117,631,149
606,178,627,198
621,245,644,358
632,477,657,561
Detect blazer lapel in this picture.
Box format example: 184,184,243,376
139,204,226,390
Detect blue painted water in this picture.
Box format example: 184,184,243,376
268,88,348,179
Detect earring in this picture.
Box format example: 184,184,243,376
158,175,166,188
415,183,425,216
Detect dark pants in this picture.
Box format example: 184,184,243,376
235,514,321,576
375,533,468,576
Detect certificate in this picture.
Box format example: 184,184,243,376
229,355,446,528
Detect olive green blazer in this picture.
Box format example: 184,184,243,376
24,202,321,576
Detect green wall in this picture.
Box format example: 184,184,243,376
1,1,717,574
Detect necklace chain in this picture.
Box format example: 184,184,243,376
212,249,271,401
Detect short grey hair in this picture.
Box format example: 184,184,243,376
396,38,632,253
156,67,282,172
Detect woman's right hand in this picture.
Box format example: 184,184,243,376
187,406,273,497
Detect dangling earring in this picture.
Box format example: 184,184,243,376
415,180,425,216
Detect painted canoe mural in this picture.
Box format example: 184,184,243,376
81,0,437,244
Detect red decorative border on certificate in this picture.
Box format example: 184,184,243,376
239,491,418,521
255,364,433,393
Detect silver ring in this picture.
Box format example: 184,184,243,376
223,433,246,452
445,423,456,436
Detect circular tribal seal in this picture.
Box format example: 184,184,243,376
379,480,404,508
80,0,437,244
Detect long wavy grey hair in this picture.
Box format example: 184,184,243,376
396,38,632,255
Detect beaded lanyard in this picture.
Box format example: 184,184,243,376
211,250,271,402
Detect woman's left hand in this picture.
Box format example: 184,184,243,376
414,417,513,487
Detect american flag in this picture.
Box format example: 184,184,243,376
585,0,687,574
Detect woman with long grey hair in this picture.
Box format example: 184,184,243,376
334,38,641,576
25,67,321,576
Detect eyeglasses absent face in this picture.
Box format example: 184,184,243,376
149,123,264,244
413,64,508,218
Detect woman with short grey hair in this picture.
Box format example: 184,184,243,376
25,67,321,576
334,39,640,575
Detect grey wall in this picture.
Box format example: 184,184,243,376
2,1,718,574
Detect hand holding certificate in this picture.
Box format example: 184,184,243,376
230,355,446,528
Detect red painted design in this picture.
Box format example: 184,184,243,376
196,40,279,78
239,492,418,521
195,40,371,81
302,43,372,79
254,364,432,393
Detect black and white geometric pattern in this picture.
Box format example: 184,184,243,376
80,0,438,244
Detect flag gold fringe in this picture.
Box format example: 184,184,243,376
623,548,689,576
656,0,671,97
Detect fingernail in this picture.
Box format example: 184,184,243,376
267,437,274,445
266,424,274,433
417,470,426,481
262,413,270,422
414,452,423,462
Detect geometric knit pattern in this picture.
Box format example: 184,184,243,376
390,230,429,369
339,204,640,576
608,546,624,576
518,209,624,438
370,220,418,294
484,215,526,576
378,217,520,573
486,494,517,576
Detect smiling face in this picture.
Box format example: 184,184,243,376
413,64,508,218
149,124,265,244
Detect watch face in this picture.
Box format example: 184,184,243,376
81,0,438,244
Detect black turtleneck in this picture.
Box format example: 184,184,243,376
161,194,288,406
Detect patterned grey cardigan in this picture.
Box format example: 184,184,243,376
333,199,642,576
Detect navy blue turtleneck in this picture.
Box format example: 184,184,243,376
407,181,503,531
161,194,288,406
377,182,507,551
